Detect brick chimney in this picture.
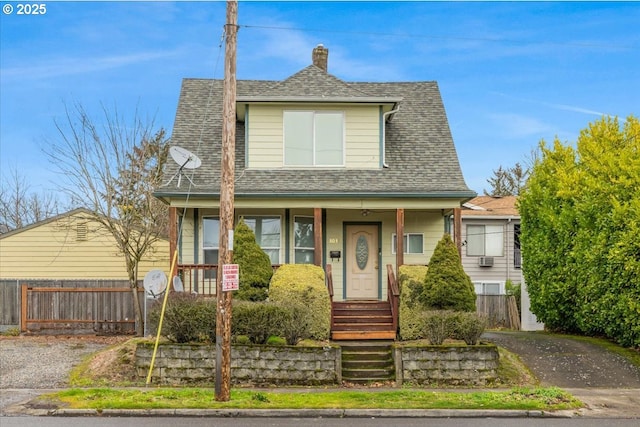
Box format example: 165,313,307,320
312,44,328,72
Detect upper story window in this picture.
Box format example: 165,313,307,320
466,224,504,256
283,111,344,166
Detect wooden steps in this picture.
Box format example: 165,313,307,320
340,341,395,384
331,301,396,341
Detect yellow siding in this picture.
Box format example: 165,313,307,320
324,209,444,301
0,212,170,280
246,104,380,169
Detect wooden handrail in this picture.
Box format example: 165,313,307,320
386,264,400,336
325,264,334,331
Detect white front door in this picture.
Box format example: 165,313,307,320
345,224,379,299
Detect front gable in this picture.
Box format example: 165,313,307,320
157,45,474,202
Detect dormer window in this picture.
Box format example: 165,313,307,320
283,111,344,166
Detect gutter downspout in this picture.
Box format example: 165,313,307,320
382,107,400,168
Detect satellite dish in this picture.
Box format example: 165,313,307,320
143,269,167,298
165,146,201,187
173,276,184,293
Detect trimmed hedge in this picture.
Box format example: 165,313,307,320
268,264,331,341
398,264,429,341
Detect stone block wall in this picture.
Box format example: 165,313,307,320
136,342,498,386
135,342,341,386
396,344,499,386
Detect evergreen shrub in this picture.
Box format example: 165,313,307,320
233,218,273,301
269,264,330,340
422,234,476,312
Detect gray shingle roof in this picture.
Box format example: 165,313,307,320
157,65,474,199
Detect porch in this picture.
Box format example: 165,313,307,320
173,262,400,341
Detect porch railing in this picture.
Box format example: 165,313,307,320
175,264,282,297
386,264,400,335
176,264,217,296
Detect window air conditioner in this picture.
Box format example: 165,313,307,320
478,257,494,267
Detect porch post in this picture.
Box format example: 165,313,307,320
454,207,462,257
314,207,323,266
396,208,404,274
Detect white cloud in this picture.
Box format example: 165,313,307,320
487,113,555,139
1,50,181,81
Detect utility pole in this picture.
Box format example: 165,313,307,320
215,0,237,402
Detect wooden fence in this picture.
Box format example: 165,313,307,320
476,294,521,330
1,280,141,334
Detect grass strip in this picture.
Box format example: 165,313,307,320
44,387,580,411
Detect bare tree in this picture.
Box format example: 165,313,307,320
483,162,529,197
0,168,61,232
43,101,169,336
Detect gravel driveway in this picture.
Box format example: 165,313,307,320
0,335,127,413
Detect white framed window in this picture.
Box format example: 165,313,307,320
391,233,424,254
283,111,344,166
243,216,281,264
473,281,505,295
202,216,220,279
203,217,220,262
293,216,314,264
466,224,503,256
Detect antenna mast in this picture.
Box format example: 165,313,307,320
215,0,237,402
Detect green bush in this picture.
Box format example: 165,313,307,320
421,234,476,312
233,218,273,301
520,116,640,347
266,336,287,346
423,310,454,345
231,301,289,344
452,312,487,345
268,264,330,340
279,302,311,345
148,293,216,343
398,265,429,340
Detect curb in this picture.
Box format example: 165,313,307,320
47,408,570,418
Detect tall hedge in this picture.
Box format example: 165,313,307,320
233,218,273,301
519,115,640,347
421,234,476,312
268,264,330,340
398,264,429,340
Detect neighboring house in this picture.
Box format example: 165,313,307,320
155,45,475,339
0,208,170,280
455,195,543,331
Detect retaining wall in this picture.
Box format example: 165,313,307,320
135,342,342,386
135,342,498,386
396,344,499,386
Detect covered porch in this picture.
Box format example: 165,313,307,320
167,204,463,340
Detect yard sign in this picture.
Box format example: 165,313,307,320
222,264,239,291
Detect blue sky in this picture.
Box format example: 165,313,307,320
1,1,639,197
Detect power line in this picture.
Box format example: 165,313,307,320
239,24,636,50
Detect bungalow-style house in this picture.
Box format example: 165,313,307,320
0,208,170,332
455,196,543,331
0,208,169,280
155,45,476,339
